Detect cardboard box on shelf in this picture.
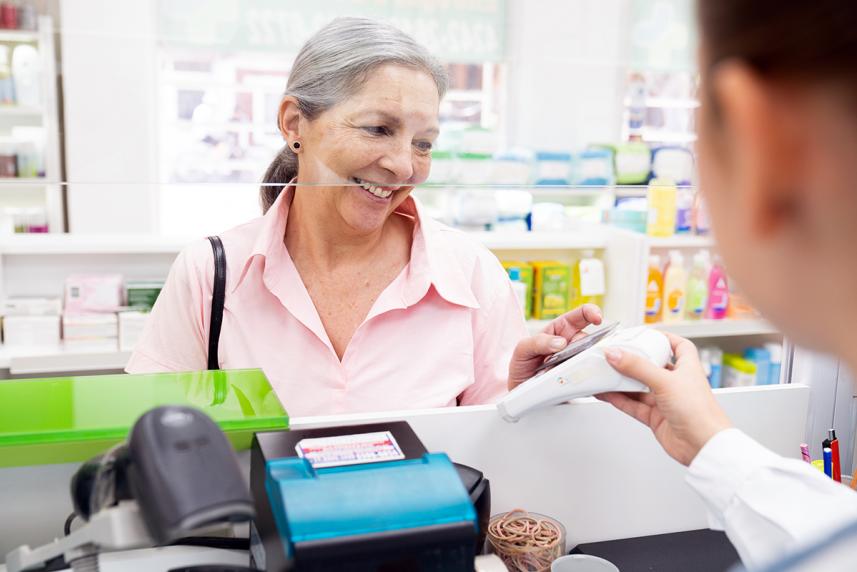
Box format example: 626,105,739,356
2,315,61,347
531,261,570,320
64,274,124,313
62,312,119,351
118,310,149,352
0,297,62,317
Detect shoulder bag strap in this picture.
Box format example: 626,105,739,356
206,235,227,370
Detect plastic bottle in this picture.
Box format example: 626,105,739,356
572,249,606,309
646,178,678,237
708,347,724,388
693,192,712,235
644,255,664,324
507,267,528,318
706,258,730,320
765,342,783,384
627,72,647,137
675,188,694,234
744,347,771,386
662,250,687,323
685,250,710,320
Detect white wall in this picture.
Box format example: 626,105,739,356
60,0,159,233
504,0,630,151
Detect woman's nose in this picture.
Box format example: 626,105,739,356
378,139,415,183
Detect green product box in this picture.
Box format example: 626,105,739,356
502,260,534,319
126,280,164,310
531,261,571,320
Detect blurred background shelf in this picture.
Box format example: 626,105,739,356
0,344,131,375
647,235,715,249
653,319,778,338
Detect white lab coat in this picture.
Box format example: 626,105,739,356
686,428,857,570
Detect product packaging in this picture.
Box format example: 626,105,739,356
644,255,663,324
572,250,605,309
534,151,572,185
614,141,651,185
64,274,125,313
722,354,757,387
2,314,60,346
125,280,164,311
502,261,534,319
685,251,710,320
62,312,119,351
531,261,570,320
662,250,687,323
119,310,149,352
744,347,772,386
646,178,678,237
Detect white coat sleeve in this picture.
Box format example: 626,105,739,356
686,428,857,569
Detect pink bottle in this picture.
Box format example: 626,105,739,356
706,259,729,320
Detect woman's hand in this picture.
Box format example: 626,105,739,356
597,332,733,466
507,304,603,391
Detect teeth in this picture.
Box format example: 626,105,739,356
355,178,393,199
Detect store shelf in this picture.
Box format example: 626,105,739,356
0,345,131,375
653,319,778,338
0,29,39,43
0,105,43,117
0,233,192,254
647,235,715,249
0,177,47,185
470,231,607,250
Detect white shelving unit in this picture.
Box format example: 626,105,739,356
0,345,131,375
654,319,778,338
0,226,781,377
0,16,64,233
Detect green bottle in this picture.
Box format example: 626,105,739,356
686,250,710,320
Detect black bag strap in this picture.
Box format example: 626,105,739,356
206,236,227,370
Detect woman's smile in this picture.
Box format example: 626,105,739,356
351,176,402,201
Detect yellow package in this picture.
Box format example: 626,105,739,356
531,261,570,320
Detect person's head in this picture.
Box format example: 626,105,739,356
696,0,857,358
262,17,446,235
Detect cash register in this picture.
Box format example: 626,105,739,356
249,421,492,572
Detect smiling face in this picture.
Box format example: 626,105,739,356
279,64,440,235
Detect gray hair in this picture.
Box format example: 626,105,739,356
260,17,448,211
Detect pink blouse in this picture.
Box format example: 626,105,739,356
126,188,528,416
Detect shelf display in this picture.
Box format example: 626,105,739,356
0,197,782,378
0,15,63,233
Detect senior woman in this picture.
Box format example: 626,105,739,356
126,17,600,416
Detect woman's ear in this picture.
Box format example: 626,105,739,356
278,97,302,143
711,61,805,238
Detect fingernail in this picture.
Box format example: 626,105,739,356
550,337,567,350
604,348,622,364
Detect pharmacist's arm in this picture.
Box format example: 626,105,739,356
125,242,211,373
688,428,857,569
598,334,857,569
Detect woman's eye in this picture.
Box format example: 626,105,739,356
415,141,433,153
362,126,390,136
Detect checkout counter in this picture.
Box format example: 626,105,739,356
0,369,810,570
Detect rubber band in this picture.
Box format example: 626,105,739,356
486,509,565,572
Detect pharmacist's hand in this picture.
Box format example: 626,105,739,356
597,333,733,466
507,304,603,391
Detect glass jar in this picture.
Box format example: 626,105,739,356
485,510,566,572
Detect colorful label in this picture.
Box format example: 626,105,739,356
645,280,662,318
533,262,570,319
667,289,684,316
295,431,404,469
